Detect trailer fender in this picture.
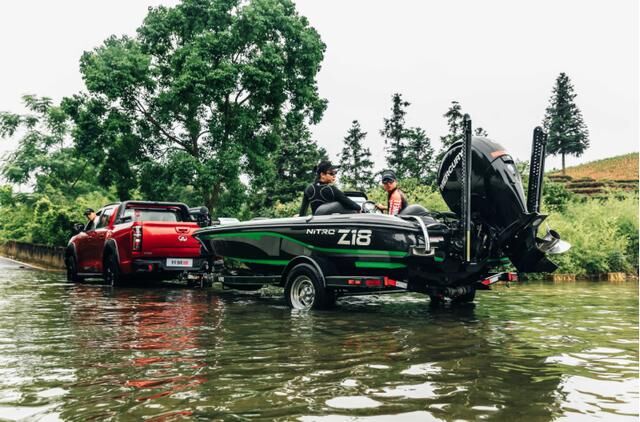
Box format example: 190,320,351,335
281,256,326,287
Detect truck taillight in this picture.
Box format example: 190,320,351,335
132,226,142,252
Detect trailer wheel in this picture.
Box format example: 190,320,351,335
451,286,476,304
285,264,329,310
103,253,122,287
428,294,445,306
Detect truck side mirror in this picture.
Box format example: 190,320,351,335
72,223,85,235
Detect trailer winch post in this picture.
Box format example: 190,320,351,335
462,114,473,263
527,127,548,213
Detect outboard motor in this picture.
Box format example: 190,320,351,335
437,124,569,272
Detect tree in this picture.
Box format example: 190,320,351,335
438,100,491,162
542,72,590,174
439,100,464,159
381,93,411,178
0,95,100,196
263,111,327,209
74,0,327,215
339,120,374,191
404,127,435,184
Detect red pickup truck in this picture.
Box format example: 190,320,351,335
65,201,210,285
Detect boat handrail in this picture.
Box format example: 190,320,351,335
407,216,433,256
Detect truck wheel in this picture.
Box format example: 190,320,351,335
284,264,329,310
103,253,122,287
66,255,81,282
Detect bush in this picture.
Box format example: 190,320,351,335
545,192,638,275
366,178,449,212
543,181,574,212
0,188,115,247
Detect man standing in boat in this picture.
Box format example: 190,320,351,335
376,170,408,215
299,161,362,216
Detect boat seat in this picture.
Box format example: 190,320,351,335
314,201,359,216
399,204,430,217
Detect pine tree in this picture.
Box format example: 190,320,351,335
440,101,464,147
542,73,590,174
381,93,411,178
405,127,435,184
437,101,464,162
339,120,374,191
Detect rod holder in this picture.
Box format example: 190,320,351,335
527,127,548,213
462,114,472,263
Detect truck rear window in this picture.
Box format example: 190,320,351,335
123,208,183,222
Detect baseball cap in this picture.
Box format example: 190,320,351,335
83,208,95,216
381,170,397,183
316,161,340,175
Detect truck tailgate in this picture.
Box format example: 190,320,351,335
140,222,202,257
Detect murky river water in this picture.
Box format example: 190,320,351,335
0,258,637,421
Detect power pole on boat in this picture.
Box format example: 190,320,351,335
527,127,548,213
462,114,473,263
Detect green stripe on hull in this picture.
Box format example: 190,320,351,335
355,261,407,269
229,257,289,266
202,231,409,257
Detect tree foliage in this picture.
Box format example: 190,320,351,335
381,93,411,178
74,0,327,214
339,120,374,191
438,100,464,160
0,95,103,197
262,112,327,209
542,72,590,173
438,100,490,162
404,127,435,184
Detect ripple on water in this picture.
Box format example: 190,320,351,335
325,396,382,409
558,376,639,419
300,410,441,421
0,265,637,421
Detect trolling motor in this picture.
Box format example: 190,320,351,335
437,119,570,273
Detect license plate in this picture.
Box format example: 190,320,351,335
166,258,193,268
395,281,408,289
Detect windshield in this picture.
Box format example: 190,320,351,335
123,208,183,222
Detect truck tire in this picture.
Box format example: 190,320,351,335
284,264,330,310
65,255,82,282
103,252,122,287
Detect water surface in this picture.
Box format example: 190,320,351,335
0,258,637,421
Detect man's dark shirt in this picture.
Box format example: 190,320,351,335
299,182,362,216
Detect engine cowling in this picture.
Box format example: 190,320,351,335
437,137,561,273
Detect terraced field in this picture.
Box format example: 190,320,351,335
548,153,638,195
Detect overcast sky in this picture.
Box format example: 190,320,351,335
0,0,637,172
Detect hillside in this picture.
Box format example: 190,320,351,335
548,153,638,195
549,153,638,181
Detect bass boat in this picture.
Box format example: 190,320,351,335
194,117,570,309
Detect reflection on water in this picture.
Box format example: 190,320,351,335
0,258,637,421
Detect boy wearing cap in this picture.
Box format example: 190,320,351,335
299,161,362,216
376,170,408,216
